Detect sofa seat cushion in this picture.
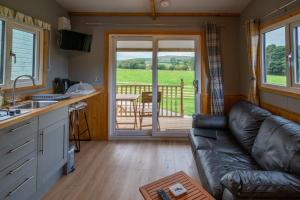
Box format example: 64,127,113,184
229,101,271,153
195,150,260,199
221,170,300,199
189,129,246,154
252,116,300,175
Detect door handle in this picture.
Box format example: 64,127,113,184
7,158,34,175
6,176,34,198
193,80,199,94
10,50,16,64
7,139,33,154
9,122,32,133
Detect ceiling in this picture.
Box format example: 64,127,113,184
56,0,251,13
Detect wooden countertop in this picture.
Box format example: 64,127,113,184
0,90,102,129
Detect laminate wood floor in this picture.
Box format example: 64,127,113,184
43,141,200,200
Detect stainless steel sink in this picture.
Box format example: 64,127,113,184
11,100,58,109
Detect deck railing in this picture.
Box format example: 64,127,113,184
116,79,184,117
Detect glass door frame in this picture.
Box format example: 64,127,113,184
109,35,154,137
109,34,201,138
152,35,201,137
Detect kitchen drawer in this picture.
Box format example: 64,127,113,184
0,118,37,150
0,151,36,192
0,134,36,172
0,168,36,200
39,107,68,129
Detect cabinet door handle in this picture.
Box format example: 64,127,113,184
7,158,34,175
5,176,34,198
40,131,44,155
7,139,33,154
9,122,32,133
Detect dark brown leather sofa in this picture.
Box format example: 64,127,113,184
189,101,300,200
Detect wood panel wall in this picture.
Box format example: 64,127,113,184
77,90,108,140
261,102,300,124
201,94,245,115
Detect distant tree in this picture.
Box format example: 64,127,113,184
169,65,175,70
265,44,286,75
170,57,177,69
175,65,182,70
183,60,190,71
158,64,167,70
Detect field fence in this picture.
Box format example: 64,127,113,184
116,79,192,117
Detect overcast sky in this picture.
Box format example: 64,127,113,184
265,26,285,46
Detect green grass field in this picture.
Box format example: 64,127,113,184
116,70,287,116
117,69,194,85
266,75,286,86
117,69,195,116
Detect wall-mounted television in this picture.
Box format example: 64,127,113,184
58,30,92,52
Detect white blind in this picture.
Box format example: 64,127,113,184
11,29,35,80
158,40,195,49
117,41,153,49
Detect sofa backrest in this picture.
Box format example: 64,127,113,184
228,101,272,153
252,116,300,175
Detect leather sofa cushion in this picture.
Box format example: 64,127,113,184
192,114,227,129
221,170,300,199
195,150,260,199
252,116,300,176
229,101,271,153
189,129,245,154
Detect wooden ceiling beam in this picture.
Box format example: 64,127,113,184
149,0,157,20
69,12,240,17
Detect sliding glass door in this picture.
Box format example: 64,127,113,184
109,35,201,137
155,38,199,134
113,37,153,136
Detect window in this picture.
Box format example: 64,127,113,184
11,29,36,80
262,27,287,86
261,16,300,93
0,19,44,89
0,20,5,85
293,25,300,85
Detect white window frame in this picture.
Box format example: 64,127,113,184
260,14,300,93
290,20,300,88
0,18,44,89
261,24,290,88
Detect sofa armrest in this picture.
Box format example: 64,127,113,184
192,114,227,129
221,170,300,199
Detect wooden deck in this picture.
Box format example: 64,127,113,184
116,116,192,131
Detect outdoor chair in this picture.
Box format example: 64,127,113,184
139,92,161,130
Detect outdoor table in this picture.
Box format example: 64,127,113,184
116,94,140,129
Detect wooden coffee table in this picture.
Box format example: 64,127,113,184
139,171,215,200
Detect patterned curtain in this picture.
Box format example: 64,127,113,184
246,20,260,105
205,24,224,115
0,5,51,30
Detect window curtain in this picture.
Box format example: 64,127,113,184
205,23,224,115
0,5,51,30
245,20,260,105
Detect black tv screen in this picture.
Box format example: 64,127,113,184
59,30,92,52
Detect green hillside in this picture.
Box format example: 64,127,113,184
117,55,195,71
